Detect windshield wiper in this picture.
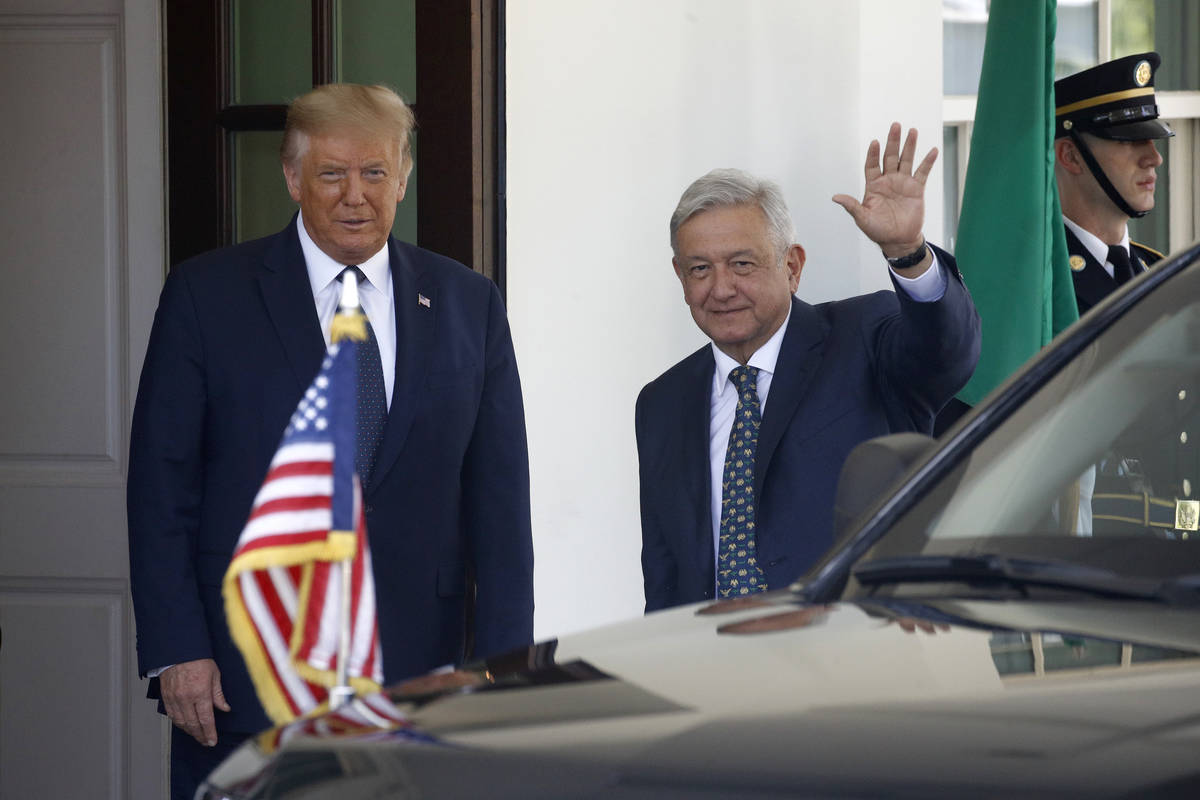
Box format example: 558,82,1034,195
852,554,1172,603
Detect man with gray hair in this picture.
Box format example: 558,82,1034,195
129,84,534,797
637,123,980,611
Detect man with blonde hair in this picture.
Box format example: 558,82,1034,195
129,84,534,797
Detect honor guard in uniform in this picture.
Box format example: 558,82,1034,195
1052,54,1195,540
933,54,1174,439
1054,52,1174,314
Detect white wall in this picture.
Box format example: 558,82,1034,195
506,0,944,639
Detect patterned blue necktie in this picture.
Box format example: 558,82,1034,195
718,365,768,597
338,267,387,484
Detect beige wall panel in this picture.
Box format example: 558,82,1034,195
0,486,128,576
0,581,127,800
0,18,122,484
0,1,167,796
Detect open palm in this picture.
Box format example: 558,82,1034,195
833,122,937,255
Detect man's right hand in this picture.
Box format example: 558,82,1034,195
160,658,231,746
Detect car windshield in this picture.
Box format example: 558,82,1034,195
852,258,1200,590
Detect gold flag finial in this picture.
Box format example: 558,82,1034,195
331,269,368,343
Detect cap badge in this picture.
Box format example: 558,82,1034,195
1134,60,1151,87
1069,255,1087,272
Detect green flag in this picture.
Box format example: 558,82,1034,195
956,0,1078,406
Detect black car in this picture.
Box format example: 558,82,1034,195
201,240,1200,799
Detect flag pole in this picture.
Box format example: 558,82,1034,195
223,266,385,725
330,557,354,709
329,271,363,711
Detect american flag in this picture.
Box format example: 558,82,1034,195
253,692,435,756
223,333,384,726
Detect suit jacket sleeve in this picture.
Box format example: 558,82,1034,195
460,281,535,658
875,245,981,425
127,268,212,675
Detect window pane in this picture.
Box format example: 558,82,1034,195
334,0,418,244
1130,644,1197,663
1114,0,1200,90
1111,0,1155,56
1056,0,1099,77
943,0,1098,94
942,126,961,254
395,133,417,245
234,131,296,243
942,0,989,94
856,259,1200,577
232,0,312,105
1041,635,1123,671
336,0,417,102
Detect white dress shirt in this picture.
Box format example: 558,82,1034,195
298,211,398,408
705,256,947,589
1064,215,1131,279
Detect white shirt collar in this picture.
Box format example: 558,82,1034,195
1064,215,1130,270
710,303,792,398
297,211,391,297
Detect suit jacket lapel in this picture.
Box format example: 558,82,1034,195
258,218,326,392
366,238,436,493
754,297,829,500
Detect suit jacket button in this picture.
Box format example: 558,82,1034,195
364,504,374,514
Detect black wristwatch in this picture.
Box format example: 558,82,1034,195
884,240,929,270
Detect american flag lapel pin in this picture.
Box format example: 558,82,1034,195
418,293,431,308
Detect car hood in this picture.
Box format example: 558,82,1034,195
203,594,1200,799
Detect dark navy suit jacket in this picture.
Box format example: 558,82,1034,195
128,219,534,733
636,247,979,612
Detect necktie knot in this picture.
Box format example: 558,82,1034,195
730,365,760,396
1108,245,1134,285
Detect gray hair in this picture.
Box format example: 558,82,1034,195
669,168,796,261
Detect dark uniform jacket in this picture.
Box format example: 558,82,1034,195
1066,224,1164,315
1061,222,1195,537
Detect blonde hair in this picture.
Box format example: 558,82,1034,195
281,84,416,176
